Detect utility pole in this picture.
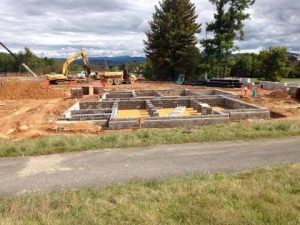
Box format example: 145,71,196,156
0,42,38,77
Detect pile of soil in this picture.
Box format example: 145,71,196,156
0,81,66,100
266,90,290,99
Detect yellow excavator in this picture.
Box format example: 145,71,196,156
47,49,91,84
47,48,137,85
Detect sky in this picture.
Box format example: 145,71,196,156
0,0,299,57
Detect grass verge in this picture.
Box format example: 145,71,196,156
282,78,300,83
0,164,299,225
1,120,300,157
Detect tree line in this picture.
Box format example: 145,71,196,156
144,0,299,82
0,48,62,75
0,47,105,75
1,46,298,81
0,47,145,76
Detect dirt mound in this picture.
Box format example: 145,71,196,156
266,90,290,99
0,81,66,100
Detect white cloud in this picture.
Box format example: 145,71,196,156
0,0,299,57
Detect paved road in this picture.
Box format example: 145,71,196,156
0,137,300,195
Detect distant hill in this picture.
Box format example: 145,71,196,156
54,56,146,65
230,52,300,58
288,52,300,57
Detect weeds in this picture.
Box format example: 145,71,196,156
0,120,300,157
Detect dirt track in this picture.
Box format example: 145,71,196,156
0,77,299,139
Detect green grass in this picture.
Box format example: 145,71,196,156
251,78,300,84
0,164,299,225
281,78,300,83
1,120,300,157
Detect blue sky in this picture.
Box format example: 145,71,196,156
0,0,299,57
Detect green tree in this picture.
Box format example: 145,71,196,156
0,53,17,72
258,47,290,81
201,0,255,77
0,47,63,75
288,61,300,78
230,53,258,78
144,0,201,80
18,47,42,72
141,62,156,80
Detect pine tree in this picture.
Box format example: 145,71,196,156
201,0,255,77
144,0,201,80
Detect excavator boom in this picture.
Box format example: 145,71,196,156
62,48,90,76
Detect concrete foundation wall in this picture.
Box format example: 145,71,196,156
118,100,146,109
190,100,202,112
96,120,109,127
80,102,113,109
62,89,270,129
196,98,225,107
151,99,191,108
188,89,239,99
102,89,239,100
71,109,112,115
190,100,213,115
158,89,185,96
109,115,230,129
224,98,257,109
213,90,240,99
106,92,133,99
189,89,215,96
229,110,270,120
135,90,158,97
69,114,111,121
61,102,80,119
154,91,164,97
146,100,159,117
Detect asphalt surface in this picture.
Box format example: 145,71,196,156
0,137,299,195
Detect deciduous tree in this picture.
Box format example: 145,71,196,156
201,0,255,77
258,47,290,81
230,53,258,78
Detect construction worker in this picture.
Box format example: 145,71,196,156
244,86,248,96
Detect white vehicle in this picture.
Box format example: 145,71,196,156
77,71,96,79
77,71,86,79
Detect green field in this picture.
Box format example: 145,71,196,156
1,120,300,157
0,164,299,225
251,78,300,84
281,78,300,83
